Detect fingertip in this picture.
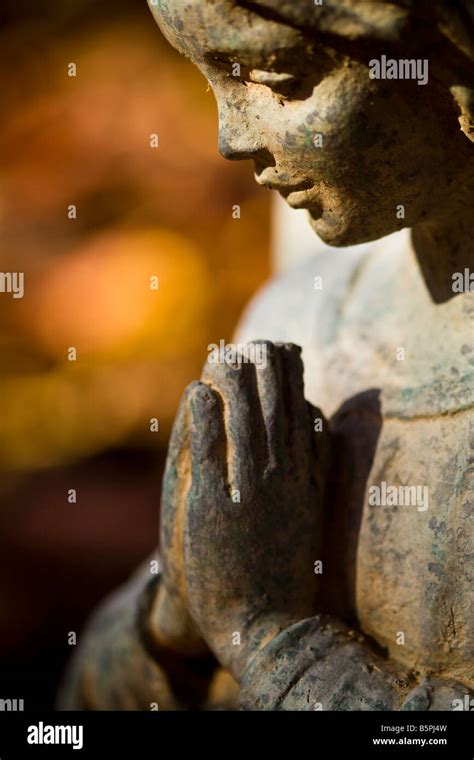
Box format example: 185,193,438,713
189,381,221,417
188,382,229,493
189,382,226,453
275,341,302,356
247,339,276,366
277,342,305,391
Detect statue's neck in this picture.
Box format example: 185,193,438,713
412,203,474,304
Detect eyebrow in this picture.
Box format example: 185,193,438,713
198,1,309,65
203,33,341,83
235,0,412,45
205,48,295,68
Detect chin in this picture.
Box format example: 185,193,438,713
309,211,399,248
308,213,358,247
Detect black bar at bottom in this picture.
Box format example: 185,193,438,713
0,711,472,758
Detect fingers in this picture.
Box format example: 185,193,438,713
157,380,230,652
156,382,209,653
276,342,312,468
201,341,312,480
250,340,286,472
159,382,195,590
248,341,314,474
201,358,266,493
188,381,229,497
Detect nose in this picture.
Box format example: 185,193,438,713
218,131,252,161
216,92,271,163
218,120,266,162
218,125,276,169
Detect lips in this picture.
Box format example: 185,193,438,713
282,189,322,220
285,189,316,208
255,175,312,195
254,172,321,214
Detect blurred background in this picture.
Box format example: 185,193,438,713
0,0,270,709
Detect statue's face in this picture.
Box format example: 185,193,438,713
150,0,464,246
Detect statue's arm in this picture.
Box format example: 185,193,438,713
239,615,469,711
57,561,197,710
58,560,236,710
58,561,177,710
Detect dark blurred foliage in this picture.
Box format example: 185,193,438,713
0,0,270,707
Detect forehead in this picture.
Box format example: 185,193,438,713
149,0,304,65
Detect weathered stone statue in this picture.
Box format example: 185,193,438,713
59,0,474,710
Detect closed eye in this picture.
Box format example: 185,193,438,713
205,52,332,100
248,69,294,87
205,53,295,86
247,69,300,97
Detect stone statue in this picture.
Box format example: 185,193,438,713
59,0,474,711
